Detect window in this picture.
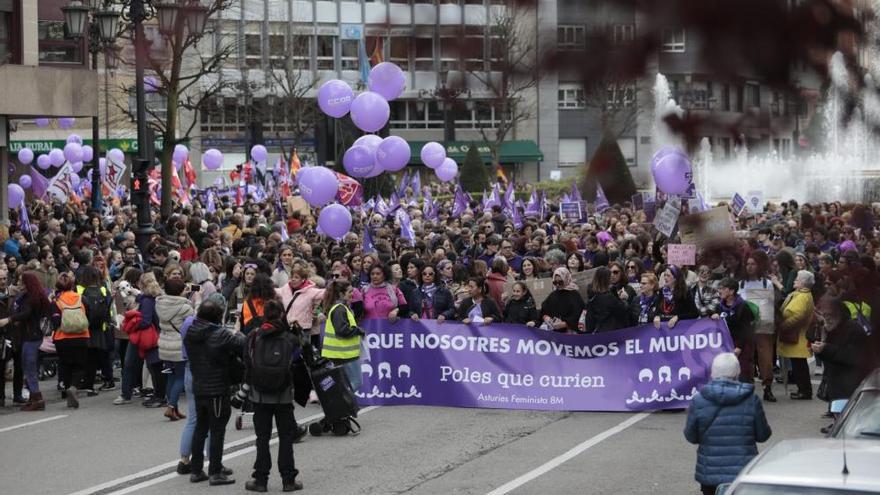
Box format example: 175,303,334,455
414,37,433,71
388,100,502,130
439,34,459,71
389,36,410,70
618,138,636,166
489,31,504,70
735,85,744,112
557,25,585,50
129,88,167,123
606,82,635,108
0,0,19,65
316,35,334,70
38,20,82,64
268,34,285,68
558,83,584,109
340,39,358,70
244,33,262,68
559,139,586,168
721,84,731,111
291,35,310,69
219,32,238,68
746,82,760,108
661,28,685,52
611,24,634,45
463,27,483,71
772,91,783,116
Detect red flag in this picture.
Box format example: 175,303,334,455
334,171,363,206
183,158,197,186
289,149,301,179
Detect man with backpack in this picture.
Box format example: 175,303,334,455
78,266,113,396
244,299,305,493
712,277,757,383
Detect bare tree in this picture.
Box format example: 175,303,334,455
266,35,318,163
467,1,539,169
113,0,236,219
582,79,640,138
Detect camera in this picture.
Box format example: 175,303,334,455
230,383,250,409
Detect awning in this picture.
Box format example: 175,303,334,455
408,140,544,165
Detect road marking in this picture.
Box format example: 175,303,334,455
485,412,652,495
0,414,67,433
70,406,378,495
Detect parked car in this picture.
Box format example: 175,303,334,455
717,439,880,494
829,368,880,440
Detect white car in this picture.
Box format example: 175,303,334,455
718,439,880,494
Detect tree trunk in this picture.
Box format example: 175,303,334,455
160,86,179,220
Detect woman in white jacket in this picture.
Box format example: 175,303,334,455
156,278,195,421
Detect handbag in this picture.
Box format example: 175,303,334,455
816,376,830,402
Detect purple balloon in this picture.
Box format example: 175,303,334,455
651,148,692,195
420,142,446,169
353,134,382,154
343,145,376,178
250,144,268,163
66,134,83,145
203,149,224,170
37,154,51,170
350,91,390,133
69,174,81,187
366,160,385,178
71,162,83,173
435,158,458,182
17,148,34,165
19,175,32,189
318,204,352,240
63,143,83,164
376,136,410,172
59,117,75,129
7,184,24,208
81,145,94,163
317,79,354,118
34,118,50,128
298,167,339,207
99,157,107,176
173,144,189,164
108,148,125,165
369,62,406,101
144,76,159,93
173,160,182,171
49,149,66,167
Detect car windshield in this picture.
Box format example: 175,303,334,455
839,391,880,439
734,484,876,495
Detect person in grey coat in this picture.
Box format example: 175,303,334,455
684,353,772,495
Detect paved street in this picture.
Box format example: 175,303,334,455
1,374,828,495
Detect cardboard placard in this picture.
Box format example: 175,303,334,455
746,190,764,214
667,244,696,266
731,193,747,217
679,206,734,246
560,202,584,224
505,268,597,310
286,196,311,218
653,199,681,237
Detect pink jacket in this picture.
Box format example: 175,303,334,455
361,284,407,320
276,281,325,329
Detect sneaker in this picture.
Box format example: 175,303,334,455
176,461,192,475
143,397,167,408
100,381,117,391
208,473,235,486
293,424,308,444
113,396,132,405
245,480,268,492
190,472,208,483
283,479,304,492
85,389,99,397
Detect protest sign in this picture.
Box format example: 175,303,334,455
357,318,734,412
631,193,644,211
731,193,747,216
740,286,775,334
679,206,734,246
509,268,597,309
746,190,764,214
653,198,680,237
643,192,657,222
560,202,584,224
667,244,696,266
286,196,311,218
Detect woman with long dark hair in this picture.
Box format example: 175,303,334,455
653,265,698,329
408,264,454,321
584,267,631,333
0,272,51,411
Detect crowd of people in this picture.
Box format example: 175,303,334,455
1,179,879,491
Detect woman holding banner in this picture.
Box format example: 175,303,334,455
503,282,540,327
653,265,698,329
539,268,585,333
408,265,453,321
361,263,408,321
445,277,502,325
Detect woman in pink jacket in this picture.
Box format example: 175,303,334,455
358,263,407,321
275,267,325,348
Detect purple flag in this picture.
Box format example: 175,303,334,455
410,171,421,198
570,179,582,202
29,166,50,199
595,182,610,213
452,184,468,218
19,199,33,241
491,183,502,208
503,180,515,212
524,190,540,218
397,209,415,244
354,318,734,412
280,222,290,242
512,204,523,230
362,226,376,254
397,170,410,198
206,191,216,213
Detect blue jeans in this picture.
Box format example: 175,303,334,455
121,342,144,400
180,364,210,458
22,340,40,394
165,361,185,408
342,359,362,392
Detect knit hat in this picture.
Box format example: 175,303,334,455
711,353,740,380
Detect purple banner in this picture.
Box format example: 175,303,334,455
356,319,734,412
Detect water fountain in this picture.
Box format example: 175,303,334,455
653,52,880,204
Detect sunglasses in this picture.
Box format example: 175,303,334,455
423,272,435,277
332,273,343,279
626,265,637,269
610,269,620,274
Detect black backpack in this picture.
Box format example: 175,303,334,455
240,299,264,335
81,286,109,332
247,329,295,393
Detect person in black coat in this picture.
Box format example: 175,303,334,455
408,265,454,320
654,265,699,328
504,282,540,326
813,297,870,403
712,277,756,383
539,267,586,333
183,299,246,486
609,261,639,326
442,277,502,325
585,267,631,333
